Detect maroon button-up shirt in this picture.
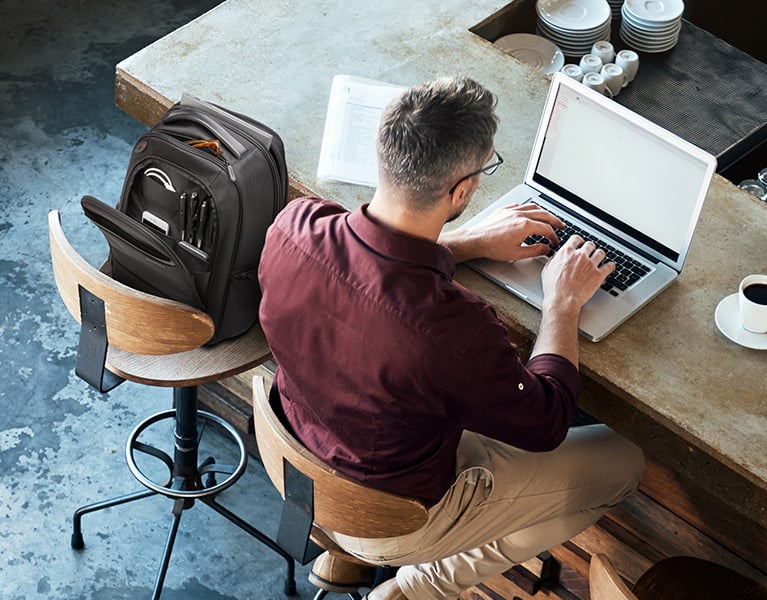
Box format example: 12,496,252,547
258,197,581,505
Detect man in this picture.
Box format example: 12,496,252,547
258,75,644,600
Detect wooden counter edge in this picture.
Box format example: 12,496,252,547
115,67,173,127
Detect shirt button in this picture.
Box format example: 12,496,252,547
518,383,524,391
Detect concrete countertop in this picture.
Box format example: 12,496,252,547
115,0,767,526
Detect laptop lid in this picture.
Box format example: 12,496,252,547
524,73,717,272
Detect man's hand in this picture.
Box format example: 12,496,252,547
541,235,615,311
533,235,615,366
439,203,566,263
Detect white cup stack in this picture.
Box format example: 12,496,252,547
561,41,640,98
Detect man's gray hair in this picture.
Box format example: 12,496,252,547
376,75,499,207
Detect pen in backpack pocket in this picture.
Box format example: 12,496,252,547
179,192,188,241
189,191,200,243
197,198,209,249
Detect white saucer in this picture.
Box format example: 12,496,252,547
624,0,684,23
536,0,611,31
620,26,679,52
494,34,566,76
714,293,767,350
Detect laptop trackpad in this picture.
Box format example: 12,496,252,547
470,258,545,307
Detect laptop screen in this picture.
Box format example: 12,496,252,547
528,76,715,267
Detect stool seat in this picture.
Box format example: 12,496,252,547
107,322,270,386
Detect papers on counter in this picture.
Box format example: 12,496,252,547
317,74,406,187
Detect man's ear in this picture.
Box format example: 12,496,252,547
449,178,472,207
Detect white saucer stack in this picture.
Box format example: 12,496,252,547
607,0,623,20
619,0,684,53
535,0,612,57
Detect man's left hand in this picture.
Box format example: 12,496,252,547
440,203,566,263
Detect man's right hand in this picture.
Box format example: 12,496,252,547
532,235,615,366
541,235,614,311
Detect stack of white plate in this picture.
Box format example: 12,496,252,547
535,0,612,57
620,0,684,53
607,0,623,20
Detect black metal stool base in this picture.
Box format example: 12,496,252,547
309,565,397,600
312,591,363,600
71,386,296,599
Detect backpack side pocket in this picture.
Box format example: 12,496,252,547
81,195,203,310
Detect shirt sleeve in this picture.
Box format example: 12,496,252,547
442,316,581,453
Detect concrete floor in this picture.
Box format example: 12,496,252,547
0,1,318,598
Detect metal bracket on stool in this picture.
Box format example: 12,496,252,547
75,286,124,393
278,461,323,565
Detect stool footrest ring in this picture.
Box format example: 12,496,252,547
126,409,248,499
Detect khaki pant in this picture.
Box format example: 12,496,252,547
329,424,644,599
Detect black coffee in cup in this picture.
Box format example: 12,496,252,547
743,283,767,305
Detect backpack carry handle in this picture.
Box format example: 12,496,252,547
180,93,274,151
163,109,247,159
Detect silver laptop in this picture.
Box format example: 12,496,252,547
466,72,717,341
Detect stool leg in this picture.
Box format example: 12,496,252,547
151,498,187,600
74,385,295,597
71,488,158,549
202,496,297,596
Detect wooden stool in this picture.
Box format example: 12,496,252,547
590,553,767,600
49,210,295,598
252,375,429,599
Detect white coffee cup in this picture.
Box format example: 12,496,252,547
561,63,584,82
615,49,639,85
579,54,603,74
591,40,615,65
582,72,612,97
600,63,627,97
738,274,767,333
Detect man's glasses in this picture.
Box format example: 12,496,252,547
448,150,504,195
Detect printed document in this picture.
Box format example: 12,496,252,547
317,74,405,187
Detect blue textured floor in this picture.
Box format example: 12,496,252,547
0,2,315,598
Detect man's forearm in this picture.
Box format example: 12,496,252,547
532,299,581,367
438,228,479,264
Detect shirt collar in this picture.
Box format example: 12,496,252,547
348,204,456,280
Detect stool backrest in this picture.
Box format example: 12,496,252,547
590,554,638,600
252,376,429,539
49,210,213,355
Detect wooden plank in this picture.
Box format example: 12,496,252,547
639,455,767,575
198,381,259,457
217,360,276,406
506,552,555,594
569,522,653,585
579,374,767,532
198,381,253,433
199,362,278,458
550,543,591,600
469,575,565,600
603,490,767,587
461,584,506,600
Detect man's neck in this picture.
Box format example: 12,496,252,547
367,188,448,242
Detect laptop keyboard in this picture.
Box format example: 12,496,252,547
524,206,652,297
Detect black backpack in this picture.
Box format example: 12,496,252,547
82,94,288,344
